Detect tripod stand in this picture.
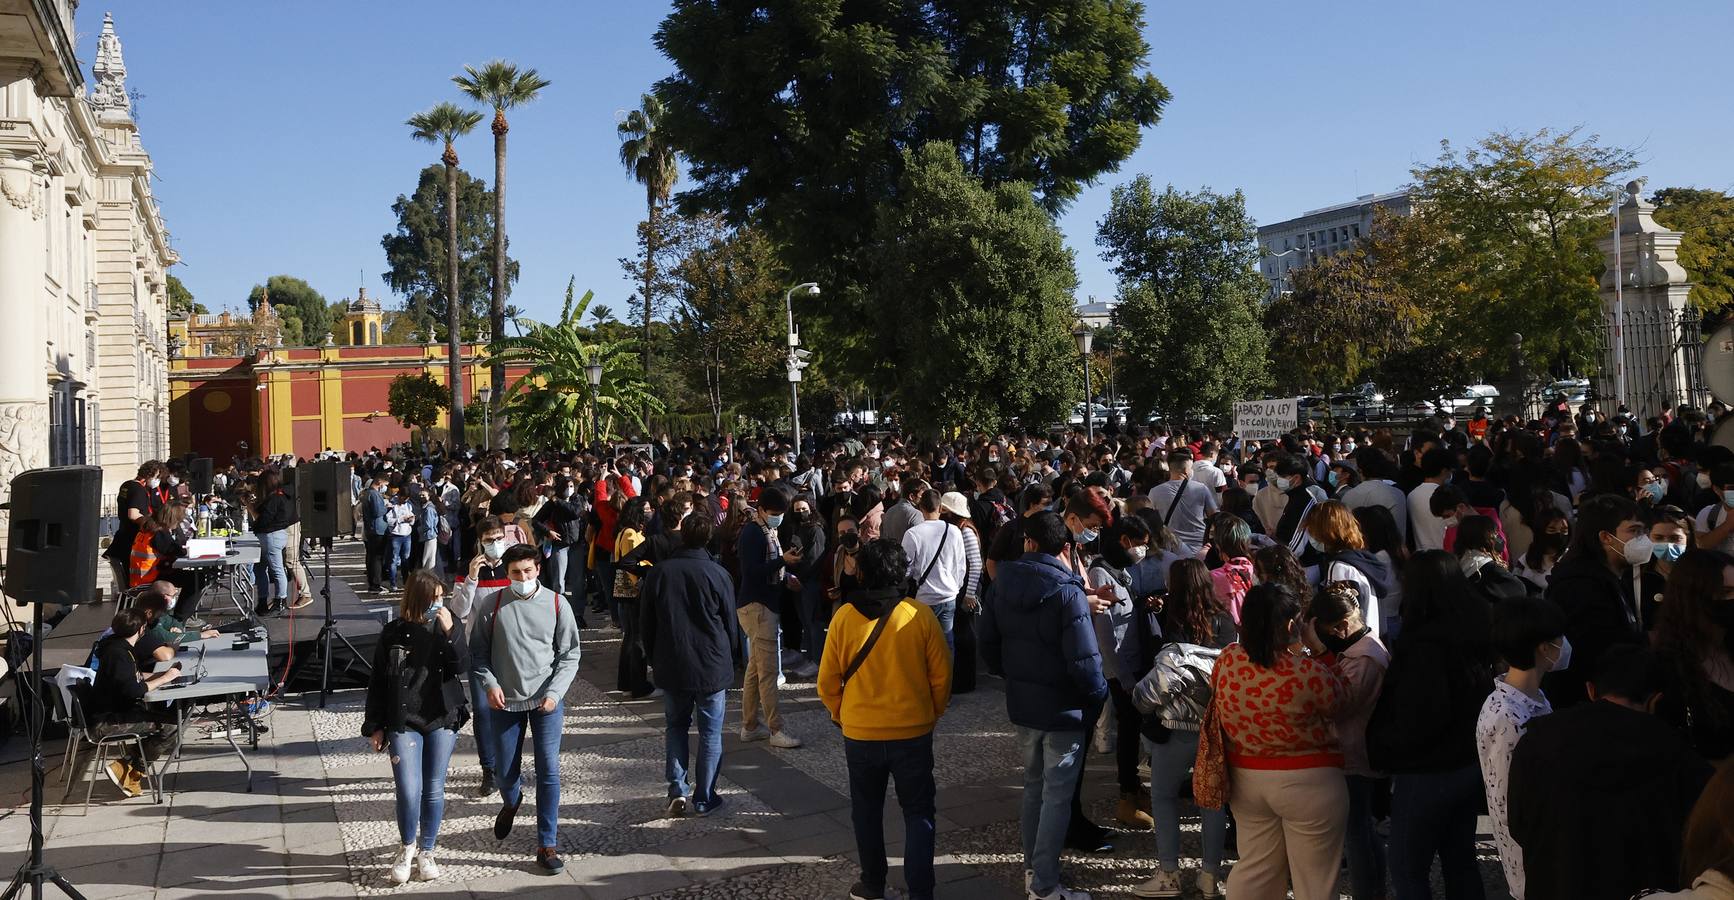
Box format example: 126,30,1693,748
3,601,85,900
307,538,370,708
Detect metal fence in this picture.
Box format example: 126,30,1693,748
1595,306,1708,418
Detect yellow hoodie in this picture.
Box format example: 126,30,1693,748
817,594,952,741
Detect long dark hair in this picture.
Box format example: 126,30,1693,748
1252,544,1308,598
1164,558,1223,645
1239,583,1301,668
1655,550,1734,740
1399,549,1493,658
1564,493,1638,568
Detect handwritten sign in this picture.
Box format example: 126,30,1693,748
1234,398,1298,442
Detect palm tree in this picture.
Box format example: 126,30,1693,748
617,92,680,387
453,60,551,447
406,102,483,446
488,280,663,448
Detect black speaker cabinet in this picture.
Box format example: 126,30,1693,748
297,460,353,540
189,457,214,495
6,466,102,605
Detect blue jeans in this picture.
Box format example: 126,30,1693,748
486,702,564,849
1015,726,1085,895
254,528,288,605
929,600,956,654
664,689,725,805
388,534,411,588
1388,765,1486,900
1146,731,1226,875
846,733,936,900
468,676,496,772
544,546,569,596
1346,774,1387,900
387,727,457,850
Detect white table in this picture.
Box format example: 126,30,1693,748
147,631,272,790
172,534,263,622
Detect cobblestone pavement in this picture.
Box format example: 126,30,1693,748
1,538,1511,898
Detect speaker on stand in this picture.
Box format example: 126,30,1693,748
3,465,102,900
292,461,368,706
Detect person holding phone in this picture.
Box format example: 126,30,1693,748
87,609,182,798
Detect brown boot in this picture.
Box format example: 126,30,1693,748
1116,792,1154,828
1135,786,1152,815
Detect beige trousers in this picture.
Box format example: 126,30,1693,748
284,521,312,599
1226,766,1350,900
737,602,782,733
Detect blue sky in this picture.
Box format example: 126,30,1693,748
87,1,1734,325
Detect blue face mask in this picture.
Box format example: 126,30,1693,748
1326,471,1339,488
1643,482,1665,503
1725,489,1734,508
765,513,784,528
1652,542,1686,563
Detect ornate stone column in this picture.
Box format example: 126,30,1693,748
0,151,49,491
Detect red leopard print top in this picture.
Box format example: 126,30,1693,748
1211,642,1347,770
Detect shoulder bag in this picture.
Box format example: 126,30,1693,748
1191,686,1231,809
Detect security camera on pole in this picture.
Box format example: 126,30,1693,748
784,282,820,451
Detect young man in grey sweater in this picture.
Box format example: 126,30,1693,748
470,543,582,874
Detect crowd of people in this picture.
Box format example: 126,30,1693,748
99,395,1734,899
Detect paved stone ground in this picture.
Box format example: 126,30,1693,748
0,537,1511,898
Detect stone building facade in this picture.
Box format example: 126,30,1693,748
0,3,175,516
1256,190,1411,299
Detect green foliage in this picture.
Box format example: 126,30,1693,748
1097,177,1268,419
1263,231,1420,395
1405,128,1635,374
452,60,552,116
874,143,1077,433
380,165,517,340
487,281,664,448
663,216,790,428
167,274,205,315
387,373,450,435
246,275,330,347
654,0,1169,381
1653,187,1734,314
406,103,484,160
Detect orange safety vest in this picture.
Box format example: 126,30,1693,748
128,530,162,587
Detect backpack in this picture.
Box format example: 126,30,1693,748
1132,641,1222,732
986,499,1014,534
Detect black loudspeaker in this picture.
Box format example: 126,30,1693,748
5,466,102,605
189,457,213,495
297,460,353,540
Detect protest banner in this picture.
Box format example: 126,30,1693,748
1234,398,1298,441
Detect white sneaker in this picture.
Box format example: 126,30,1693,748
740,726,771,742
768,730,803,749
1030,886,1091,900
1196,870,1222,898
388,845,415,885
414,849,440,881
777,673,788,687
667,795,690,817
1130,869,1182,898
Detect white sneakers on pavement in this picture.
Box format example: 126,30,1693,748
388,845,415,885
768,730,803,749
1196,871,1222,898
740,726,770,742
1029,886,1091,900
415,849,440,881
1130,868,1182,898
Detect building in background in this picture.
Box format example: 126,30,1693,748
1255,190,1410,299
0,4,176,519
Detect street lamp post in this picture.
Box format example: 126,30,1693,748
1073,323,1095,443
584,360,604,449
784,282,820,452
477,386,492,451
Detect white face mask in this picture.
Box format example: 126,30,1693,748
1697,472,1713,490
509,577,538,598
1544,636,1572,672
1614,533,1655,566
167,476,179,487
1128,545,1148,564
482,539,507,561
148,477,161,489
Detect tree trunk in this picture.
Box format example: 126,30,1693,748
490,114,508,449
642,200,657,423
444,159,466,448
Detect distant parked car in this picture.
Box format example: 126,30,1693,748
1067,402,1112,426
1444,384,1500,413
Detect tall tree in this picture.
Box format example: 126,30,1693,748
453,60,552,447
663,215,788,429
618,92,680,384
654,0,1169,380
407,102,484,446
166,274,204,315
1097,178,1269,419
387,372,450,447
1406,128,1635,374
379,165,517,340
246,275,331,347
873,143,1077,433
1652,187,1734,315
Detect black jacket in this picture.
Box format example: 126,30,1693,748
1543,552,1642,708
362,617,469,736
254,489,299,535
1468,559,1530,604
639,548,739,694
1508,701,1712,900
88,634,148,722
1367,617,1493,773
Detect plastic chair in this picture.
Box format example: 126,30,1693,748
64,684,162,811
45,676,86,787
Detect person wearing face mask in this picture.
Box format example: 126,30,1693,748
900,484,967,651
1642,507,1695,630
1475,596,1567,900
105,461,167,599
1508,646,1713,900
735,484,804,749
454,517,511,798
825,513,866,603
1081,516,1153,833
469,544,582,875
1693,463,1734,557
781,495,829,680
531,475,588,610
1543,494,1649,708
1454,516,1529,604
1310,583,1389,900
1408,447,1459,552
1365,551,1496,900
